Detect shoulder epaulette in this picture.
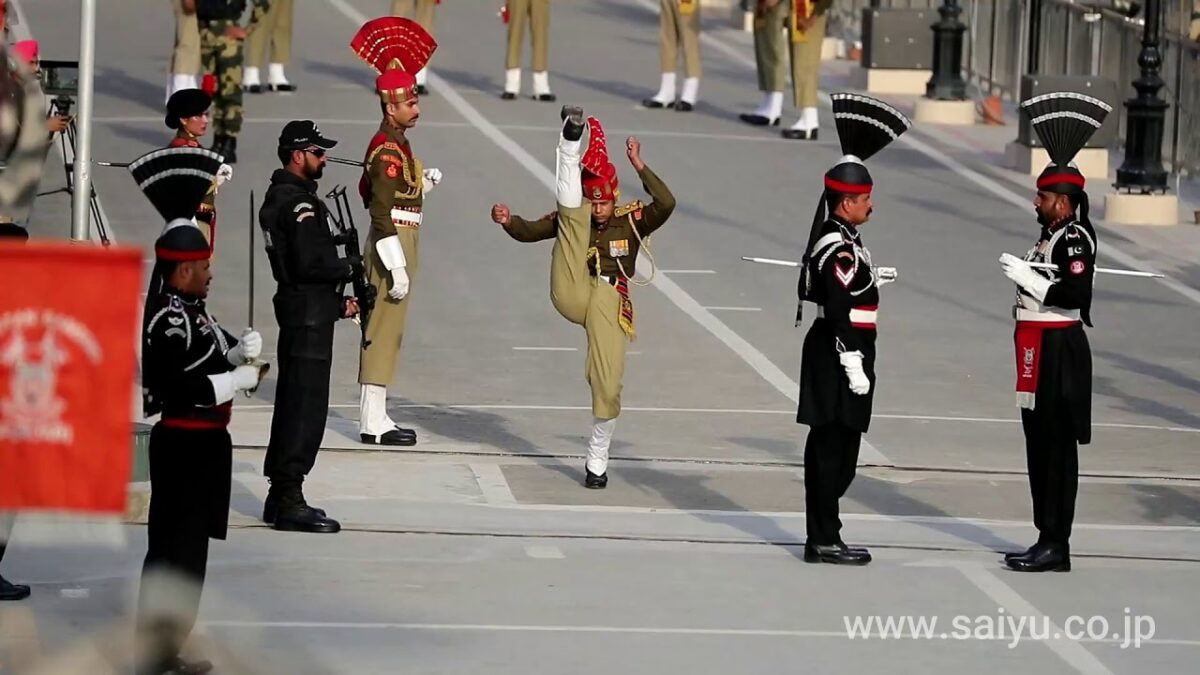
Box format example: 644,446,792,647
615,200,645,219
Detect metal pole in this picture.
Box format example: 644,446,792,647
70,0,97,242
1115,0,1170,192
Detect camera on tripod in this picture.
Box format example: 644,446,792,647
38,59,79,115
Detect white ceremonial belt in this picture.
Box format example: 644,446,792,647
390,208,422,227
815,305,879,328
1014,307,1080,323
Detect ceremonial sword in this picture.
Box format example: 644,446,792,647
741,256,1165,279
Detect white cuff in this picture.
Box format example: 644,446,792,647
208,372,236,405
375,235,407,271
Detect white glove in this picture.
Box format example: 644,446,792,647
216,163,234,187
999,253,1050,301
208,365,261,403
230,364,260,391
422,167,442,193
839,350,871,396
876,266,898,286
226,328,262,364
389,267,410,300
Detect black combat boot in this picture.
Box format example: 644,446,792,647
0,574,31,601
803,542,872,566
560,105,584,141
584,469,607,489
271,484,340,534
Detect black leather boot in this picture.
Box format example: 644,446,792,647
1006,544,1070,572
561,105,585,140
0,574,31,601
271,485,340,534
803,543,871,566
584,469,607,489
263,484,326,524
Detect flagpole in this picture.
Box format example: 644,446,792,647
70,0,97,242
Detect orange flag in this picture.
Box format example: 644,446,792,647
0,242,142,514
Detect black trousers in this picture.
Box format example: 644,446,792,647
1021,408,1079,549
139,425,232,672
264,323,334,489
803,423,861,546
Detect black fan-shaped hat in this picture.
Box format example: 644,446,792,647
830,93,912,163
1020,91,1110,167
128,147,223,222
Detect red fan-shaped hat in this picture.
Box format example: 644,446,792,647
351,17,438,103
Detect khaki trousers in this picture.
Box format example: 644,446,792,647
753,2,826,107
391,0,437,34
505,0,551,72
245,0,294,68
551,203,625,419
171,0,201,75
359,228,420,386
660,0,701,78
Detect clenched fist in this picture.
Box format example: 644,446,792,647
491,203,511,226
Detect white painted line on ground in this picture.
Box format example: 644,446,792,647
468,463,518,506
660,269,717,274
670,0,1200,309
203,619,846,637
232,403,1200,433
326,0,889,467
512,346,578,352
945,561,1114,674
524,545,565,560
202,618,1200,646
703,306,762,312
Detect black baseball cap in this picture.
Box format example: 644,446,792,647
278,120,338,151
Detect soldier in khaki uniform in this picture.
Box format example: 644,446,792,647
244,0,296,93
643,0,701,111
501,0,555,101
351,17,440,446
739,0,828,140
169,0,201,99
392,0,438,94
489,110,675,488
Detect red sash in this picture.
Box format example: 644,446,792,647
1014,320,1076,409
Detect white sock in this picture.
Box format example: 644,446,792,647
416,67,428,86
556,120,586,208
767,91,784,120
504,68,521,94
267,63,289,86
243,66,261,87
651,72,677,103
359,384,391,436
532,71,552,96
586,417,617,475
680,77,699,105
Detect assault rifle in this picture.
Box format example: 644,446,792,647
325,185,376,349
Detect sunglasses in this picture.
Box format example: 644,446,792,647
303,147,327,158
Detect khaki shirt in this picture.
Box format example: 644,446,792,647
503,165,675,277
362,122,424,237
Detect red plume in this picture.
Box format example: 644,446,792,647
351,17,438,74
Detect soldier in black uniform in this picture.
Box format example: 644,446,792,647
259,120,358,533
1000,92,1109,573
133,147,265,675
796,93,909,566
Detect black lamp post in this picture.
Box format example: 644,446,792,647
1115,0,1169,192
926,0,968,100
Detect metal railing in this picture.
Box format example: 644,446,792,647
829,0,1200,178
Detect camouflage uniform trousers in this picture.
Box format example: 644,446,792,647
199,19,248,139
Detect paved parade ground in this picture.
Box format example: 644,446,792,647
4,0,1200,673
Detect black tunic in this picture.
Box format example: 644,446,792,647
143,289,239,537
1016,218,1096,445
798,218,880,433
